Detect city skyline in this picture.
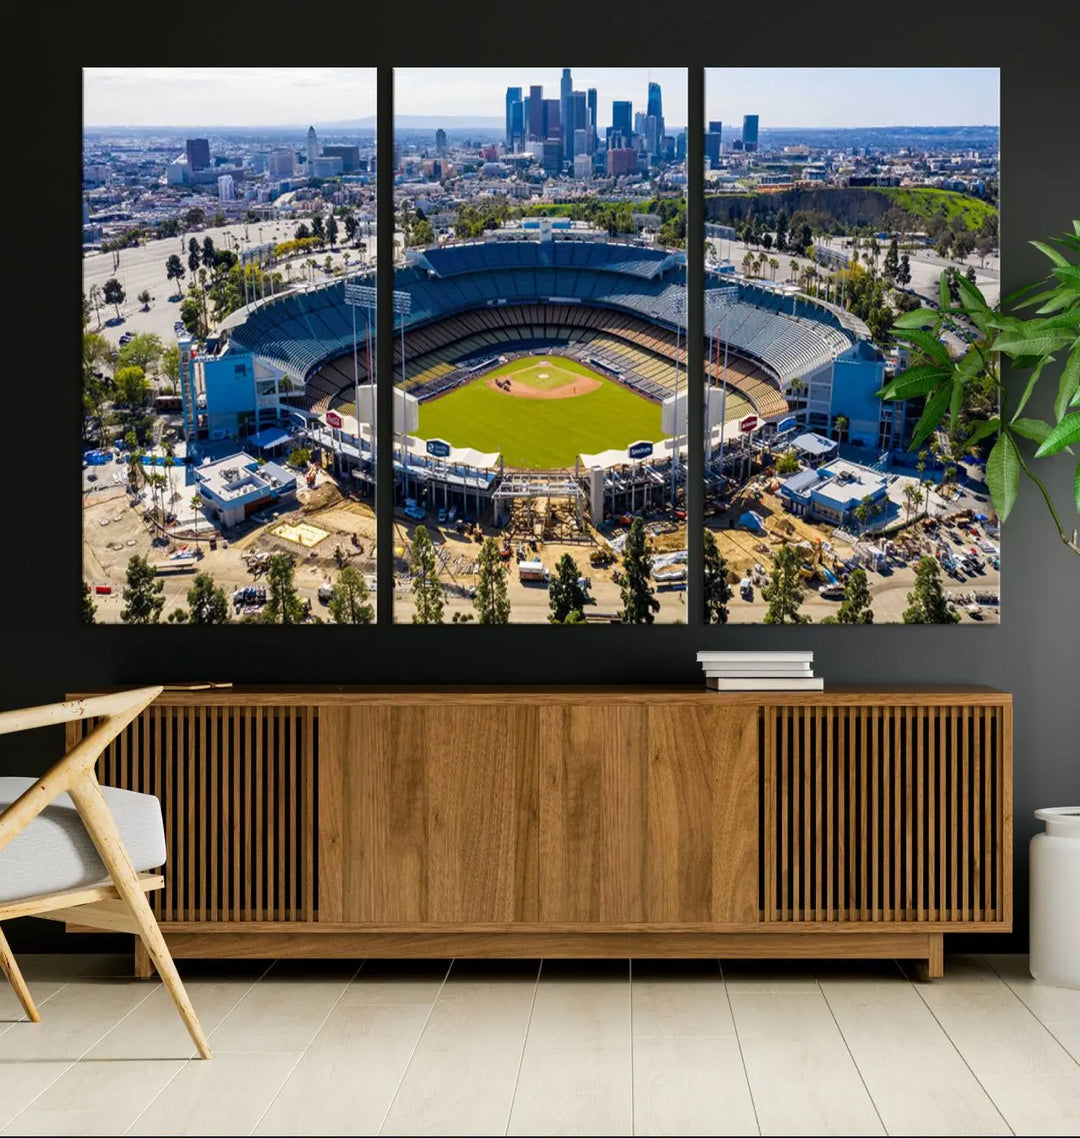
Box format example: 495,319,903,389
84,68,377,128
395,68,688,132
706,68,999,129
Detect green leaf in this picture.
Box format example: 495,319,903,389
950,373,964,429
953,273,993,331
1035,289,1080,315
1010,356,1050,422
896,328,952,366
938,270,950,310
891,308,939,330
1075,458,1080,514
1010,417,1052,445
1034,412,1080,457
1052,264,1080,289
993,328,1074,359
1030,239,1069,268
986,432,1021,520
1057,345,1080,422
877,365,951,400
911,383,952,451
963,417,1001,451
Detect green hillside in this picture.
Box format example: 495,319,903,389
875,187,997,231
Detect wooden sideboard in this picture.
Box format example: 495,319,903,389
67,686,1012,977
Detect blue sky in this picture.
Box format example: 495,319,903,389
84,68,377,128
706,68,999,128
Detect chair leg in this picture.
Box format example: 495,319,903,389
0,925,40,1023
69,777,213,1059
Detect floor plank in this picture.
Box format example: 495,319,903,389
909,955,1080,1136
508,961,633,1137
820,967,1010,1136
728,989,884,1136
381,960,540,1136
983,953,1080,1062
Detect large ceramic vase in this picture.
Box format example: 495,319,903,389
1029,807,1080,989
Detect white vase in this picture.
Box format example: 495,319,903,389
1029,807,1080,989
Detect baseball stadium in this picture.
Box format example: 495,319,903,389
215,227,876,534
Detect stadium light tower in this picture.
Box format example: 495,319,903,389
393,291,413,498
710,288,738,475
670,290,686,505
345,281,378,485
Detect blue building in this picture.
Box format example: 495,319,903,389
795,340,898,449
198,349,294,442
779,458,890,527
195,455,297,529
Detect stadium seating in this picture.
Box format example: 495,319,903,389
225,245,858,425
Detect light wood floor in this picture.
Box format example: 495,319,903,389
0,953,1076,1136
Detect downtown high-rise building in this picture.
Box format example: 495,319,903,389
528,85,544,140
185,138,210,172
742,114,759,151
306,126,320,167
435,129,447,156
706,120,723,166
647,81,664,147
587,87,597,152
542,98,561,148
505,87,523,150
612,101,633,148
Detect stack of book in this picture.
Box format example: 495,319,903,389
696,651,823,691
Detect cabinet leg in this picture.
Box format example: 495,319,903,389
912,934,944,981
134,937,152,979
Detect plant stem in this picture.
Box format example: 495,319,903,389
1013,444,1080,557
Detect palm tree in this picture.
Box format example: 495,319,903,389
833,415,848,443
741,251,755,277
769,257,779,281
191,493,202,546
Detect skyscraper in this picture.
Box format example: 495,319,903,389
612,101,633,148
587,88,598,152
307,126,320,167
646,81,664,147
505,87,523,149
528,85,544,140
567,90,587,162
542,98,561,153
743,114,759,152
185,138,210,172
706,121,723,166
435,129,447,156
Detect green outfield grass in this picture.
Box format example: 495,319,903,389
417,355,664,469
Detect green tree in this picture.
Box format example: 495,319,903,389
201,236,216,267
165,254,185,297
409,218,435,247
162,344,180,386
82,583,97,624
832,568,874,624
854,495,876,535
188,237,201,275
262,554,306,624
329,566,374,624
548,553,588,623
775,449,800,475
883,237,900,282
619,518,660,624
703,529,732,624
903,482,924,523
896,254,912,287
965,264,978,284
410,526,444,624
184,207,205,230
137,289,151,310
326,214,338,247
117,332,163,373
186,572,230,624
474,538,511,624
114,365,149,408
902,557,959,624
102,277,125,320
311,213,325,243
120,555,165,624
286,446,312,469
832,414,848,442
763,544,809,624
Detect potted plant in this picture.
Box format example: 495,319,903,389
880,222,1079,987
878,220,1079,555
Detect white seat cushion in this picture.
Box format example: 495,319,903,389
0,777,166,904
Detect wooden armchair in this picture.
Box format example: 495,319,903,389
0,687,211,1059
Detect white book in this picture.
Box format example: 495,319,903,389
703,661,812,672
697,650,813,663
705,664,814,673
707,677,824,691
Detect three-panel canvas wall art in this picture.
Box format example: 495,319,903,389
82,66,1000,624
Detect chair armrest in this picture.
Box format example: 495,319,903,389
0,686,163,852
0,687,162,737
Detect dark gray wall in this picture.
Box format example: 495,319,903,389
3,21,1077,953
